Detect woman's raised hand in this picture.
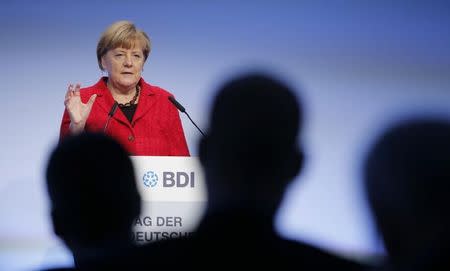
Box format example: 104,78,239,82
64,83,97,134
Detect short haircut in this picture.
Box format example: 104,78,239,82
97,20,151,70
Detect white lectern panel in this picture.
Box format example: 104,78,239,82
130,156,207,243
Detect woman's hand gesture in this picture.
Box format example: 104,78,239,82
64,83,97,134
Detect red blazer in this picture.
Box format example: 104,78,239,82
60,77,190,156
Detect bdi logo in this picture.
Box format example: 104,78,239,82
143,171,195,188
143,171,158,187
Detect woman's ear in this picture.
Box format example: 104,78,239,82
100,56,106,71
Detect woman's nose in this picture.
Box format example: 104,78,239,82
124,55,133,66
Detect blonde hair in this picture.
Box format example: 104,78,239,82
97,21,151,70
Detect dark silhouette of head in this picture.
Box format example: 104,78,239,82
199,72,303,216
109,73,367,271
45,132,140,265
364,118,450,270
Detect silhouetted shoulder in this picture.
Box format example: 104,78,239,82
282,240,369,270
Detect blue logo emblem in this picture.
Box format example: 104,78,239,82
143,171,158,187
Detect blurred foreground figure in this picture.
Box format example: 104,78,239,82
126,72,369,270
45,132,140,270
364,118,450,271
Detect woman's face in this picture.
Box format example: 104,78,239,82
101,43,145,91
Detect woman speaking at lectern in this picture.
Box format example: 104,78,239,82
60,20,190,156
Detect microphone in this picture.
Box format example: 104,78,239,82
103,101,119,133
168,96,205,137
168,95,185,113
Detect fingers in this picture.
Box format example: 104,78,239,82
83,94,97,118
67,83,81,94
64,84,73,106
73,83,81,96
86,94,97,108
65,84,74,98
64,83,82,106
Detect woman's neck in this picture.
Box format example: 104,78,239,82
107,80,139,104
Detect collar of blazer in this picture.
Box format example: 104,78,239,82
91,77,157,126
